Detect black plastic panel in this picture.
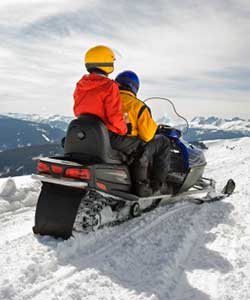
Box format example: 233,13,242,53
33,183,85,239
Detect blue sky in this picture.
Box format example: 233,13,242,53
0,0,249,119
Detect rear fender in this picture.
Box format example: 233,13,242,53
33,183,86,239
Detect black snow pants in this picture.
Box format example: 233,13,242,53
131,135,171,184
109,131,144,162
109,132,171,186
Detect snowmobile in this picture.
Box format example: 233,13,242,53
32,98,235,239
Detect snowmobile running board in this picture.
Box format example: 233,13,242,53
97,178,235,206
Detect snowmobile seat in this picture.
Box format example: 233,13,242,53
64,114,124,164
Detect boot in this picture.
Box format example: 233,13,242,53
151,181,169,195
159,182,169,194
134,181,153,197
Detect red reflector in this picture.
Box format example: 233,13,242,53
37,161,50,173
96,181,108,191
65,168,91,180
51,165,63,175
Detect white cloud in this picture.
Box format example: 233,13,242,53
0,0,86,26
0,0,249,118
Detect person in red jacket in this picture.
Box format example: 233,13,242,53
74,45,127,135
73,45,143,158
73,45,144,177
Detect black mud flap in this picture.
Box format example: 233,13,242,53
33,183,85,239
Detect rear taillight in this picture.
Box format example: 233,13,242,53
37,161,50,173
96,181,108,191
51,165,63,175
65,168,91,180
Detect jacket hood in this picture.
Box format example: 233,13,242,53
76,73,115,91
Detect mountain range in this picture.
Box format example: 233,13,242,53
157,115,250,141
185,116,250,141
0,114,65,152
4,113,73,131
3,113,250,140
0,143,63,178
0,113,249,177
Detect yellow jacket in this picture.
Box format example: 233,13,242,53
120,90,158,142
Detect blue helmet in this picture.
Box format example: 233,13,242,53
115,70,140,95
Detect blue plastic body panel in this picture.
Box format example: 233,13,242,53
159,129,206,171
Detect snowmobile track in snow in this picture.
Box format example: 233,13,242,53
81,202,198,259
21,201,201,300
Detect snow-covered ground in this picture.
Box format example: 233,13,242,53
0,138,250,300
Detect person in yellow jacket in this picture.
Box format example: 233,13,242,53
115,70,171,195
120,88,157,142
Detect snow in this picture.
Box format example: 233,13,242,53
0,177,39,215
41,134,50,142
0,138,250,300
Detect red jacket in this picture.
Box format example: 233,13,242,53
73,73,127,135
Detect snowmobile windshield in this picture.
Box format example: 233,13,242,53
143,97,189,134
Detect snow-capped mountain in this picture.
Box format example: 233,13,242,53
185,116,250,141
191,116,250,132
157,115,250,141
0,115,65,151
0,137,249,300
4,113,73,131
3,113,250,143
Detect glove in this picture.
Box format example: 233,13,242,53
157,124,181,138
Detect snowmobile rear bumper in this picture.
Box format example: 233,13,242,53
32,174,88,189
